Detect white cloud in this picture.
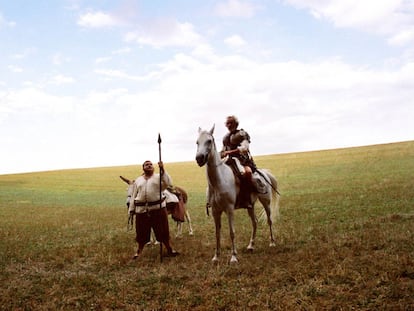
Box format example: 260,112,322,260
0,13,16,28
112,47,131,54
12,48,36,59
1,87,74,114
77,11,122,28
284,0,414,46
52,53,71,65
49,74,75,85
110,52,414,157
191,44,217,60
388,27,414,46
124,20,202,48
224,34,247,48
215,0,258,18
8,65,23,73
94,68,160,82
2,54,413,174
95,56,112,64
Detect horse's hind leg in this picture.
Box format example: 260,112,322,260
247,207,257,251
263,204,276,247
268,216,276,247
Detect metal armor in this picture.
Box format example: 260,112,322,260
223,129,250,151
223,129,255,168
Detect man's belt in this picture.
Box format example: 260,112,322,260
134,197,166,207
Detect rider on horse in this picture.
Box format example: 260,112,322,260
220,115,266,209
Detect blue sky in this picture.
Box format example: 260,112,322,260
1,0,413,174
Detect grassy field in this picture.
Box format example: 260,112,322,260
1,141,413,310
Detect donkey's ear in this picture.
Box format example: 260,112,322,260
209,124,215,134
119,175,131,184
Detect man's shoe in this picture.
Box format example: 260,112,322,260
166,250,180,257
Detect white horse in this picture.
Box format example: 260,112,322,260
119,176,194,238
195,125,280,263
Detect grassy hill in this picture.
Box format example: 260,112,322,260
1,141,413,310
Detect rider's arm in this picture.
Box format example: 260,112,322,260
238,139,250,154
223,138,250,157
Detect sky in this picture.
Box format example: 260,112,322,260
1,0,413,175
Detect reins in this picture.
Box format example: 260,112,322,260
205,133,225,167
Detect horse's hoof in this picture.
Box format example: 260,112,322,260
132,253,139,260
247,247,254,252
212,256,219,263
269,242,276,247
230,256,238,264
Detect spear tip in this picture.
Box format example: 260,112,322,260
158,133,162,144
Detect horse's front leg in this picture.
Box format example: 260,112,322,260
212,209,222,263
175,221,183,238
247,207,257,251
227,210,238,263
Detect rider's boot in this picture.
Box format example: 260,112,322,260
241,169,254,209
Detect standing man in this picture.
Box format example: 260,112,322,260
220,115,264,208
128,160,179,259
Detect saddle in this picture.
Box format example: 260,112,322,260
225,157,266,192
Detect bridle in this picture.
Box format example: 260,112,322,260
199,131,226,168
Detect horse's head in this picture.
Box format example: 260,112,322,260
195,125,215,167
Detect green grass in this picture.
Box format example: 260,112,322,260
1,141,413,310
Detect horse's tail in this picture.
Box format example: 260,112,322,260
175,186,188,204
259,169,280,224
268,171,280,223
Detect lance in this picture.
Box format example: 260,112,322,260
158,133,163,263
